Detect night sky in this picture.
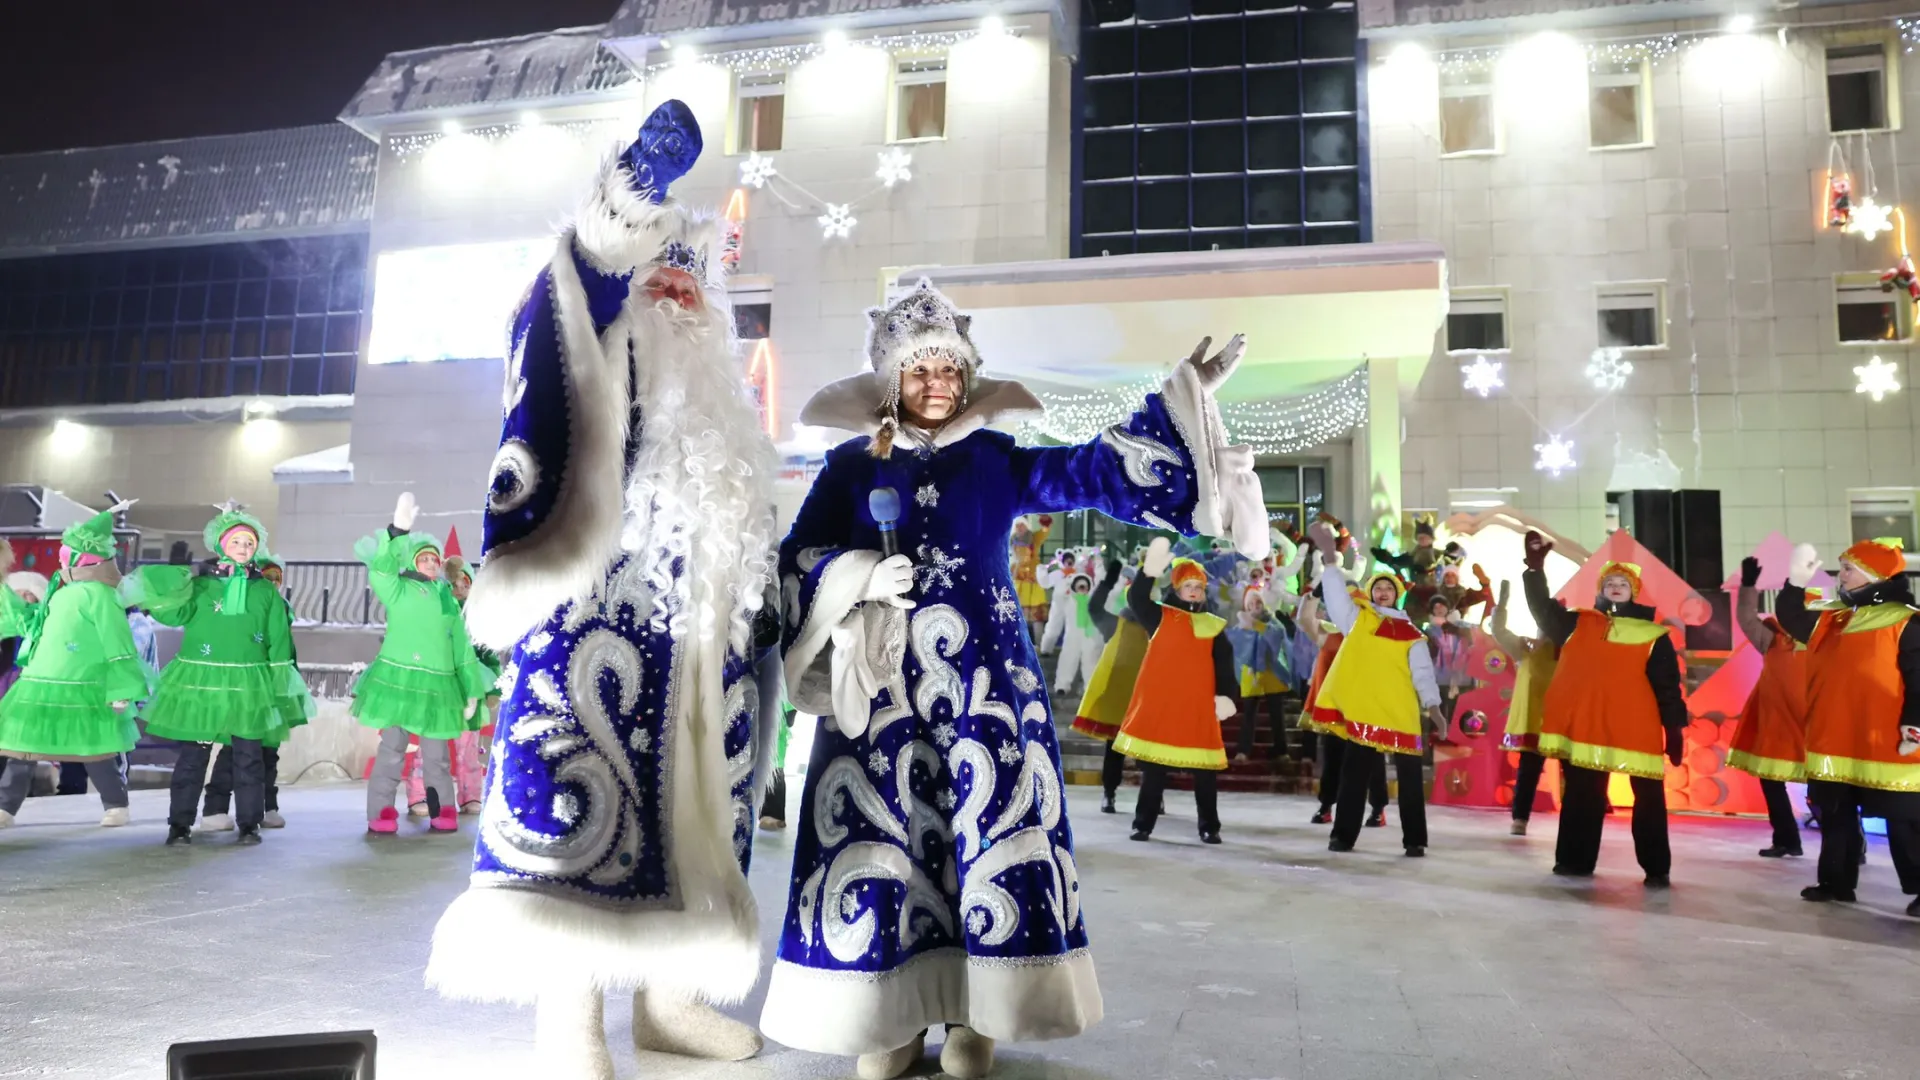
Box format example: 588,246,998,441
0,0,621,156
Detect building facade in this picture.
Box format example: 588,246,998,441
1367,0,1920,571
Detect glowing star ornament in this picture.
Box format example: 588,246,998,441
818,203,856,239
1460,354,1504,398
1847,196,1894,241
1854,354,1902,402
739,153,776,189
876,147,913,187
1534,434,1577,477
1586,346,1633,392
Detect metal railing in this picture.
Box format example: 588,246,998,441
282,561,386,626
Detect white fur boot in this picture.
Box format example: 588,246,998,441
856,1033,925,1080
940,1026,996,1079
534,984,614,1080
630,990,762,1061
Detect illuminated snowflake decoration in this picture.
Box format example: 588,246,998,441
739,153,777,189
1854,354,1902,402
1846,196,1894,241
876,147,913,187
1459,353,1504,398
1534,434,1577,477
1586,347,1634,392
818,203,857,240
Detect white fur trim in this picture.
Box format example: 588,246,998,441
784,551,881,717
1158,362,1225,540
7,572,48,598
759,949,1103,1056
573,149,722,280
799,373,1044,446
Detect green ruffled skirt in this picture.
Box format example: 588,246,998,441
352,658,472,740
0,676,141,761
142,659,286,743
217,663,316,748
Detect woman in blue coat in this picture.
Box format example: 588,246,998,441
761,280,1268,1079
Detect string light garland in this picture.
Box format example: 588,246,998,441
876,147,913,187
644,27,1013,76
1855,355,1902,402
1899,17,1920,52
817,203,856,239
386,118,605,163
1023,366,1370,455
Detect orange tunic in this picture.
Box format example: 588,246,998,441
1297,632,1344,736
1113,606,1228,771
1803,604,1919,792
1726,623,1809,783
1538,610,1670,779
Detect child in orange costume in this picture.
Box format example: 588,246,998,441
1727,555,1810,859
1773,539,1920,913
1113,537,1236,845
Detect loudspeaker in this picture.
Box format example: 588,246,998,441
167,1031,375,1079
1620,489,1724,590
1673,489,1723,590
1685,590,1734,652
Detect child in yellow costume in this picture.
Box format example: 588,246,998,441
1113,538,1236,844
1072,558,1147,814
1307,521,1445,857
1009,514,1052,638
1488,580,1560,837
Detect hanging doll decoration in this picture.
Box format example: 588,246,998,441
1880,253,1919,302
1828,173,1854,229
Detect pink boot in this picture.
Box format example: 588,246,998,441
430,808,459,832
368,807,400,834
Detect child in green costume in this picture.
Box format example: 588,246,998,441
0,503,148,829
403,554,496,817
199,549,313,832
131,507,302,847
354,493,491,834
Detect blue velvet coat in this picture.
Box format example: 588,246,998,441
759,393,1212,1055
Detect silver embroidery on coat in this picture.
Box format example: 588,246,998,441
1102,424,1181,487
910,604,968,722
946,739,997,862
814,756,907,848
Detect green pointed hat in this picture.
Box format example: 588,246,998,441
61,499,133,559
204,504,268,561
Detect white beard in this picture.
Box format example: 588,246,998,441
617,296,778,658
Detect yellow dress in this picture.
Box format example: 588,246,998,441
1072,618,1150,741
1011,522,1051,610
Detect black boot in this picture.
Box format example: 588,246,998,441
165,825,192,846
1801,884,1857,903
1907,896,1920,918
236,826,262,846
1366,809,1386,828
1100,792,1116,814
1199,830,1222,845
1758,845,1802,858
1310,808,1332,825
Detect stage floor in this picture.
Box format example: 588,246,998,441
1,783,1915,1080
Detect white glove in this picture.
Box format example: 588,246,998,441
1306,520,1340,564
1184,334,1246,395
1142,537,1174,579
393,491,419,532
465,698,479,720
1214,695,1237,721
862,553,917,610
1786,543,1821,588
111,700,130,713
1899,725,1920,757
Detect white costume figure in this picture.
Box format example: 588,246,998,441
423,101,781,1079
1041,570,1105,696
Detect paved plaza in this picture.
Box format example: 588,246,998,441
2,783,1915,1080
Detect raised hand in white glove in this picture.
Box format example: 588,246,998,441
1306,520,1340,564
1786,543,1822,588
1142,537,1175,579
1184,333,1246,394
1214,695,1237,722
111,700,130,713
393,491,419,532
863,553,917,610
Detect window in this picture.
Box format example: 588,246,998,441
731,73,785,154
890,57,948,142
1439,67,1497,156
1850,490,1919,552
1827,42,1896,133
1255,462,1327,538
1835,273,1912,344
1074,5,1364,254
1589,59,1651,149
1446,289,1508,352
1596,282,1665,349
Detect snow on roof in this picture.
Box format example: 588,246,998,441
339,25,637,129
0,126,375,259
272,443,354,485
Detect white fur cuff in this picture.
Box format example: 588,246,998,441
785,551,882,716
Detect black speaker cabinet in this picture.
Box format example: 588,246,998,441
1620,489,1724,590
167,1031,375,1080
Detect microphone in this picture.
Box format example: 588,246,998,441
869,487,902,559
